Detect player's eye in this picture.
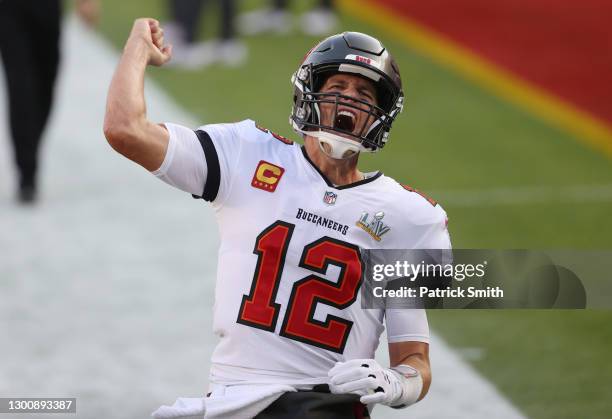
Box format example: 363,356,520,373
359,88,375,101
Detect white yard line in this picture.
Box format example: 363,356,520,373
0,17,526,419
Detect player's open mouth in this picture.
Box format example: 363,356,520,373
335,110,356,133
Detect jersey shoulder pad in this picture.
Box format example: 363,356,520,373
400,183,437,207
254,122,295,145
200,120,296,151
384,177,446,225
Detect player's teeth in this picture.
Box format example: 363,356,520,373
338,111,355,120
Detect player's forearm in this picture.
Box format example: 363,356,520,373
103,19,171,171
389,341,432,400
104,36,150,147
393,353,431,400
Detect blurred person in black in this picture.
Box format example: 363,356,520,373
0,0,99,204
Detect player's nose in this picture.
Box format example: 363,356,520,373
342,84,359,99
347,81,372,107
340,86,364,109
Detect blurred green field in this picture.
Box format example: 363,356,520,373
97,1,612,418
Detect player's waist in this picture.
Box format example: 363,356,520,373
210,362,328,388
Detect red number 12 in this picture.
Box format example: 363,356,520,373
237,221,362,353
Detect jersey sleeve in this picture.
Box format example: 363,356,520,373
383,197,450,344
191,121,248,205
419,210,451,249
385,308,430,344
151,122,207,196
409,203,452,251
151,120,247,205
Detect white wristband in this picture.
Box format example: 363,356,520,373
390,364,423,408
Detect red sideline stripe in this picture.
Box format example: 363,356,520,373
376,0,612,125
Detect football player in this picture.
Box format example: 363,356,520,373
104,18,451,419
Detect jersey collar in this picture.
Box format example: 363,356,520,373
300,146,383,190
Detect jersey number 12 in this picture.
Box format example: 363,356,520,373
236,220,362,353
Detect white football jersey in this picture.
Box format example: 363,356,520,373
156,120,451,387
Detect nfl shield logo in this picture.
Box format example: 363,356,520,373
323,191,337,205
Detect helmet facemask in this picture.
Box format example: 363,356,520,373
299,92,385,159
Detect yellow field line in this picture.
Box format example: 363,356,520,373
338,0,612,159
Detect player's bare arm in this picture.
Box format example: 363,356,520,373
103,18,172,171
389,340,432,400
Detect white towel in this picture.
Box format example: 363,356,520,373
152,384,296,419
